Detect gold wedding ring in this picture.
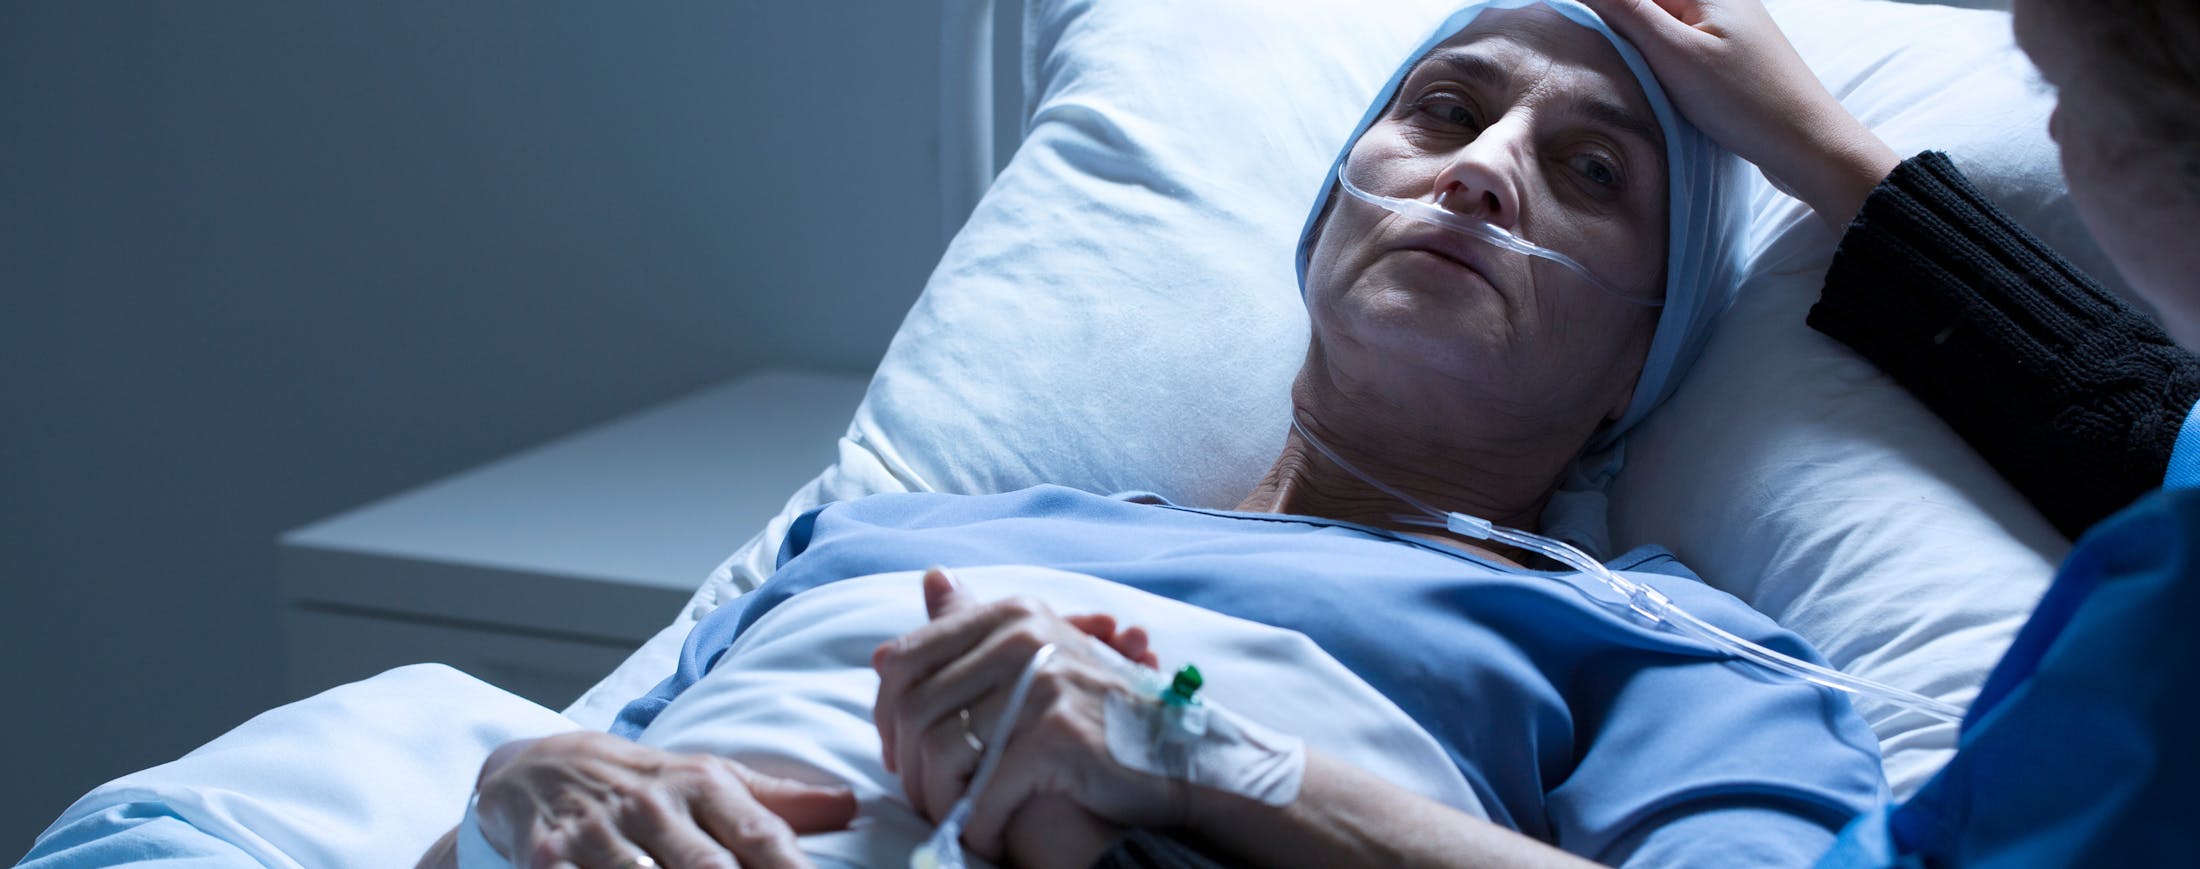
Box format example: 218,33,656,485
958,707,986,755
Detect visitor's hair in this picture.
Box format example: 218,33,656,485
2033,0,2200,147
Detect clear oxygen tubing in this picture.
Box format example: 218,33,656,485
911,642,1061,869
1334,169,1662,307
1287,418,1965,724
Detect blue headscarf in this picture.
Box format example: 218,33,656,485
1294,0,1751,555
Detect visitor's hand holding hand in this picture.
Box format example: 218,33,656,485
872,568,1173,865
469,731,856,869
1579,0,1900,228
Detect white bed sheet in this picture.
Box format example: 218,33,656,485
636,566,1483,867
24,665,579,868
28,567,1480,868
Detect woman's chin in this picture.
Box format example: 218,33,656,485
1333,284,1502,345
1321,312,1505,383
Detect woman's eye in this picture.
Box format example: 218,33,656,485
1412,95,1480,130
1571,154,1622,190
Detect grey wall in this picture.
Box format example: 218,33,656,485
1,1,1001,851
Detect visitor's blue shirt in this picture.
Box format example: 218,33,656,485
617,486,1885,866
1819,486,2200,867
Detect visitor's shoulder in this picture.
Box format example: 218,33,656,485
2073,486,2200,565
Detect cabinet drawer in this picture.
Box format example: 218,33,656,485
285,608,637,711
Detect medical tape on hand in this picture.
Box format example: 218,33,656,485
1101,680,1305,806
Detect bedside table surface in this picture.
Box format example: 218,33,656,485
283,368,868,609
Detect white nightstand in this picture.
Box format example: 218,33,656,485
278,368,869,709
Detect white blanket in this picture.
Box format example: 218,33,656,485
640,566,1483,867
25,567,1475,868
24,664,578,867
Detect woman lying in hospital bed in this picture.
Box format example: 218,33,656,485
417,3,1886,867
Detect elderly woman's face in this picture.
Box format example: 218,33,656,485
1305,6,1669,425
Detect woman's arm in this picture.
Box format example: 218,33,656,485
1809,152,2200,536
1578,0,1900,231
1178,752,1596,869
1584,0,2200,534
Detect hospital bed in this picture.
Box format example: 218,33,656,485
24,0,2115,865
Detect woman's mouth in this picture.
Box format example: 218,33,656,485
1396,243,1503,297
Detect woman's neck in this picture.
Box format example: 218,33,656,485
1234,412,1563,566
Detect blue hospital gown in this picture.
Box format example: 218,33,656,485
616,485,1886,866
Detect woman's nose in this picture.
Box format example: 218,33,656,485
1430,123,1526,230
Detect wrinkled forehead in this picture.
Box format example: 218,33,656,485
1395,5,1664,151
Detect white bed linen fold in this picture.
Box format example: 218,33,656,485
27,664,580,868
29,566,1476,869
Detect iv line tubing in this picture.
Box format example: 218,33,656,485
1288,418,1963,723
911,642,1061,869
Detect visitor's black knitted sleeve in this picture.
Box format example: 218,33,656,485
1806,150,2200,538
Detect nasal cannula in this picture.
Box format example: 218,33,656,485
1289,417,1965,724
1335,168,1663,307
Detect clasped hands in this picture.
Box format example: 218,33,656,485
456,567,1169,869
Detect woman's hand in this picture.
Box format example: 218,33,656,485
1579,0,1901,227
871,568,1176,863
470,731,856,869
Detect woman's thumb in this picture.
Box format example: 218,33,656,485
922,566,973,619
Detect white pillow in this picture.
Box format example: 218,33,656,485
574,0,2102,801
1611,0,2092,795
